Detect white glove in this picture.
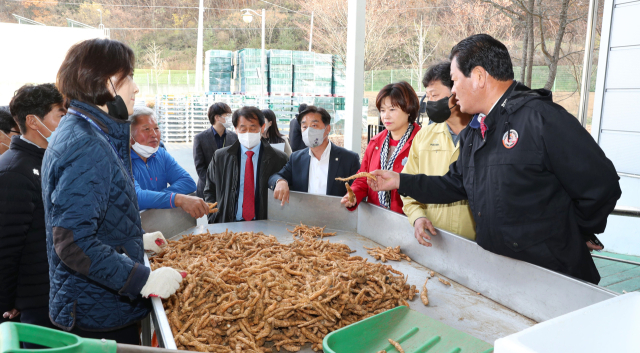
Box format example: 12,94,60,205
143,231,167,253
140,267,185,299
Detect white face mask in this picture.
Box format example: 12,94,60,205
302,126,327,148
238,132,261,149
132,137,159,158
221,114,233,129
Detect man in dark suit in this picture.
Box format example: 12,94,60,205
193,102,238,198
269,106,360,204
288,103,306,152
204,106,288,223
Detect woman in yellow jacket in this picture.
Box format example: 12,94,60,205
401,61,476,246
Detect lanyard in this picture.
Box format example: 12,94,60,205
68,108,134,183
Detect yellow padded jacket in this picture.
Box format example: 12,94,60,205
401,122,476,240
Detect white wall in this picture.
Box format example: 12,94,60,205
590,0,640,256
0,22,105,104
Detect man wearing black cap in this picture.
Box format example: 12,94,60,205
368,34,621,284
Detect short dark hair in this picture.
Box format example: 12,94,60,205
207,102,232,125
375,81,420,123
297,105,331,126
423,61,453,89
298,103,308,114
57,38,135,106
0,106,17,134
261,109,285,143
233,106,264,127
9,84,64,133
449,34,514,81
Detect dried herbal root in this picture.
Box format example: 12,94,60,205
149,225,415,352
421,278,429,306
287,223,337,240
438,278,451,286
430,271,435,277
364,246,411,263
207,202,218,213
335,172,376,182
388,338,405,353
345,182,356,204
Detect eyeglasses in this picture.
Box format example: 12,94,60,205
10,130,21,135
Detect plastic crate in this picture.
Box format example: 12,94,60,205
314,52,333,67
292,51,315,66
205,49,233,58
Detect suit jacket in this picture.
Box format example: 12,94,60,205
288,118,305,152
193,127,238,198
204,140,288,224
268,142,361,197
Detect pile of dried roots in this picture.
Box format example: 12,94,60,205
150,226,417,352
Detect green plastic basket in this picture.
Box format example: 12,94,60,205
322,306,494,353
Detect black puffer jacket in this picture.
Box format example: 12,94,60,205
203,140,288,223
0,136,49,318
399,82,621,284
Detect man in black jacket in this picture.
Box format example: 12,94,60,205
0,84,66,330
193,102,238,198
288,103,306,152
204,106,288,223
269,106,361,205
369,34,621,285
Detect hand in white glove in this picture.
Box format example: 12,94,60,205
140,267,186,299
143,231,167,253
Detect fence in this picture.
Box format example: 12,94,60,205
153,94,369,143
137,64,596,97
363,65,598,93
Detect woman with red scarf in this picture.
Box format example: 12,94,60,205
341,81,421,213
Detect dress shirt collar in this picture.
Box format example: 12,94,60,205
308,141,332,162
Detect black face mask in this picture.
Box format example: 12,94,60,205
426,95,454,124
106,79,129,121
106,95,129,121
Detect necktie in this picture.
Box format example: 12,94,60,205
242,151,255,221
479,114,487,139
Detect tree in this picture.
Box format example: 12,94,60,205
294,0,404,72
144,41,165,93
402,15,439,85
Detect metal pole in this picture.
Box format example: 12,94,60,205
344,0,366,154
261,9,266,109
577,0,599,127
308,11,314,52
591,254,640,266
194,0,204,92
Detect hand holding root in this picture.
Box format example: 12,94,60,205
140,267,186,299
367,170,401,192
340,182,357,208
